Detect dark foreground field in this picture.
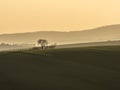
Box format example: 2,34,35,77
0,46,120,90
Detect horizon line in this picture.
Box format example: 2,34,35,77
0,24,120,35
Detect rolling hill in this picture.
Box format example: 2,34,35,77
0,46,120,90
0,24,120,44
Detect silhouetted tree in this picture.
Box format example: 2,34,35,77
37,39,48,50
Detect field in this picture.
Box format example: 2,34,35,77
0,46,120,90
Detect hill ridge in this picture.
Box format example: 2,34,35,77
0,24,120,44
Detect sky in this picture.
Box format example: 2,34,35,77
0,0,120,34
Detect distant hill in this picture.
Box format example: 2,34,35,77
0,43,34,51
0,24,120,44
57,40,120,49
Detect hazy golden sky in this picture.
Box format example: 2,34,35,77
0,0,120,34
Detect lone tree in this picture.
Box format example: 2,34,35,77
37,39,48,50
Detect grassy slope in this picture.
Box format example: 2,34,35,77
0,46,120,90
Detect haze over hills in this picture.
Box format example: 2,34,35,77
0,24,120,44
